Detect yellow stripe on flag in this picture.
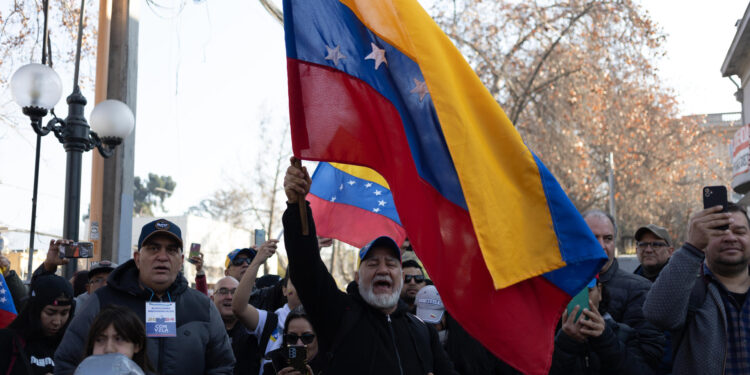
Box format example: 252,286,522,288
339,0,565,289
330,162,390,189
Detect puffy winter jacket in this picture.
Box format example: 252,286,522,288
599,258,664,369
53,259,235,375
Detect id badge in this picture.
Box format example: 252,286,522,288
145,302,177,337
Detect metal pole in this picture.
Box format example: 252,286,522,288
27,135,43,278
61,89,89,277
27,0,51,279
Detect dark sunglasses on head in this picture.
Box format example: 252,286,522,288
404,275,425,283
231,258,253,266
284,333,315,345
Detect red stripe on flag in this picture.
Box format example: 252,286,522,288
288,58,568,374
0,310,16,329
308,193,407,248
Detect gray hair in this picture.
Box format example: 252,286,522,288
582,210,618,237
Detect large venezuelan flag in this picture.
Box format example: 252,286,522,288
283,0,607,373
309,162,407,248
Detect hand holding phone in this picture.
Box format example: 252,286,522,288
188,243,202,265
565,287,589,322
287,345,308,373
703,186,729,230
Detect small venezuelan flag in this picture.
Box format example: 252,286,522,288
309,162,407,248
283,0,607,373
0,273,17,328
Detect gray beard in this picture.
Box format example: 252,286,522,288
359,281,402,310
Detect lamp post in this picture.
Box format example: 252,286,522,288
10,0,134,278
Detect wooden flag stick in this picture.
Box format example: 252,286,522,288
292,158,309,236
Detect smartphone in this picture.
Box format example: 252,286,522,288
566,287,589,322
287,345,307,373
266,348,288,372
59,242,94,258
254,229,266,246
703,186,729,230
187,243,201,264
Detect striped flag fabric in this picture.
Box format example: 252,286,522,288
283,1,607,373
309,162,407,248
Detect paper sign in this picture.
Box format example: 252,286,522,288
145,302,177,337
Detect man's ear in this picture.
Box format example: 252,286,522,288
224,269,230,276
133,251,141,270
668,246,675,256
354,269,360,283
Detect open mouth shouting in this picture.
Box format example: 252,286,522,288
372,275,393,294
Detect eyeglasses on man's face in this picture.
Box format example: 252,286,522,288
636,241,668,250
215,287,237,296
404,275,425,284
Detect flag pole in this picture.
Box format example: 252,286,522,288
292,158,309,235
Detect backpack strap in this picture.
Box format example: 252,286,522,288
259,311,279,358
6,334,31,375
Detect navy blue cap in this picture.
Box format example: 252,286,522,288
358,236,402,265
137,219,183,250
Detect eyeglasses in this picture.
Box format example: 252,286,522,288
284,333,315,345
636,241,668,250
404,275,425,284
231,258,253,266
215,288,237,296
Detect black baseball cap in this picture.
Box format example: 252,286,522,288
87,260,118,279
137,219,183,250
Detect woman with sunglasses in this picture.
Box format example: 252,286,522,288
274,308,325,375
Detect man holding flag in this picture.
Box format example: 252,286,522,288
283,159,457,375
282,0,607,373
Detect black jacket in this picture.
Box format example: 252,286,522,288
550,318,653,375
283,202,457,375
53,259,235,375
599,258,664,369
0,329,58,375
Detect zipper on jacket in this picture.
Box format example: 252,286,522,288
386,314,404,375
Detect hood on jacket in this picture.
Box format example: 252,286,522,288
105,259,188,300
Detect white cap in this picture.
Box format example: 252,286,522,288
415,285,444,324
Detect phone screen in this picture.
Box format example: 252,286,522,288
188,243,201,264
59,242,94,258
254,229,266,246
566,287,589,322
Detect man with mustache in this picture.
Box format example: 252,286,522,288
54,219,235,374
282,157,457,375
644,203,750,375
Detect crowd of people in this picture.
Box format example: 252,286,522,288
0,157,748,375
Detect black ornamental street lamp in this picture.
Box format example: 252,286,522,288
10,0,134,277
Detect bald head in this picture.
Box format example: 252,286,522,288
212,276,239,321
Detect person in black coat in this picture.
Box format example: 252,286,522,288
0,272,74,375
282,158,457,375
550,279,654,375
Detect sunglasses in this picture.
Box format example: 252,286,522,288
231,258,253,266
404,275,425,283
284,333,315,345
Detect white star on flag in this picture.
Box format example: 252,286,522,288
0,288,5,295
331,196,337,202
365,183,372,188
339,184,344,191
373,208,381,213
374,190,382,196
410,78,429,102
0,297,5,303
324,45,346,66
378,200,386,206
365,42,387,70
348,180,356,186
